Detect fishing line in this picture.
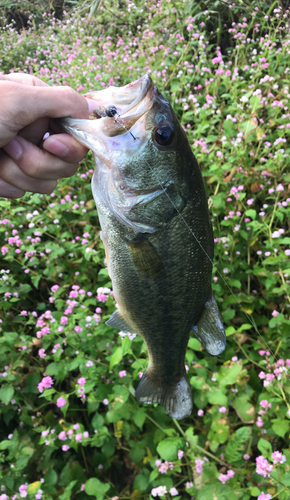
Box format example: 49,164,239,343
107,108,277,361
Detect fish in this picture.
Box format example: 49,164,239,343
56,74,226,420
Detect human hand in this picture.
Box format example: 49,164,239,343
0,74,96,198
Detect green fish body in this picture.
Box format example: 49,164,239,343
57,75,226,419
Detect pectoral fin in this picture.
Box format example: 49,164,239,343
125,235,164,277
105,309,135,334
192,292,226,355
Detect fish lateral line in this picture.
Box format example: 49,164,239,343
104,101,275,362
140,148,275,361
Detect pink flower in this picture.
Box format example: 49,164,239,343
74,326,83,333
119,370,127,378
78,377,86,386
195,458,204,474
38,376,53,393
216,150,223,158
62,444,70,451
73,423,79,430
103,398,109,405
258,492,272,500
256,416,264,428
258,371,266,379
75,433,82,442
260,400,271,410
97,293,108,302
256,456,273,478
219,473,229,484
60,316,68,325
58,431,66,441
155,459,162,467
272,310,279,317
38,348,46,359
169,487,178,496
219,406,227,413
271,451,286,464
197,409,204,416
178,450,184,460
51,285,59,293
243,454,250,460
86,361,93,367
56,397,66,408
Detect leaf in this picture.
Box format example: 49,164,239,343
109,346,123,370
27,482,42,495
188,338,202,350
23,372,40,394
245,209,256,220
91,412,104,430
272,419,290,438
257,438,273,459
31,274,41,288
132,408,146,430
223,120,236,138
0,385,14,405
232,394,255,423
59,480,78,500
44,468,58,485
196,480,226,500
157,437,186,462
217,364,242,387
206,390,227,406
133,472,150,492
85,478,110,500
225,426,250,463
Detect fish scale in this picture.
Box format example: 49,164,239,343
57,74,226,419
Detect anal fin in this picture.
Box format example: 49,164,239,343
135,369,193,420
105,309,135,334
192,291,226,355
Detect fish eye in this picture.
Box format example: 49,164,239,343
153,126,174,147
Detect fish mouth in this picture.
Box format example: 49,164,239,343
85,73,154,122
56,75,155,155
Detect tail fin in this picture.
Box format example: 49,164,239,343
135,370,193,420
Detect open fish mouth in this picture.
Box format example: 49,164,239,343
85,73,154,124
56,75,155,154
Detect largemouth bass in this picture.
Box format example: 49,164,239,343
57,75,226,420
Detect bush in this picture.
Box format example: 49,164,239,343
0,2,290,499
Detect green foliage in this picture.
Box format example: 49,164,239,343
0,1,290,499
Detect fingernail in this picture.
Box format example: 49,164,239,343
3,138,23,160
85,97,98,114
43,138,69,158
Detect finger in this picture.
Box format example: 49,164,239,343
2,135,84,180
0,176,25,199
1,81,90,134
0,74,49,87
42,133,88,162
0,150,57,194
18,117,49,145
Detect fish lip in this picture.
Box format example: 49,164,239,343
84,74,154,131
120,74,153,116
